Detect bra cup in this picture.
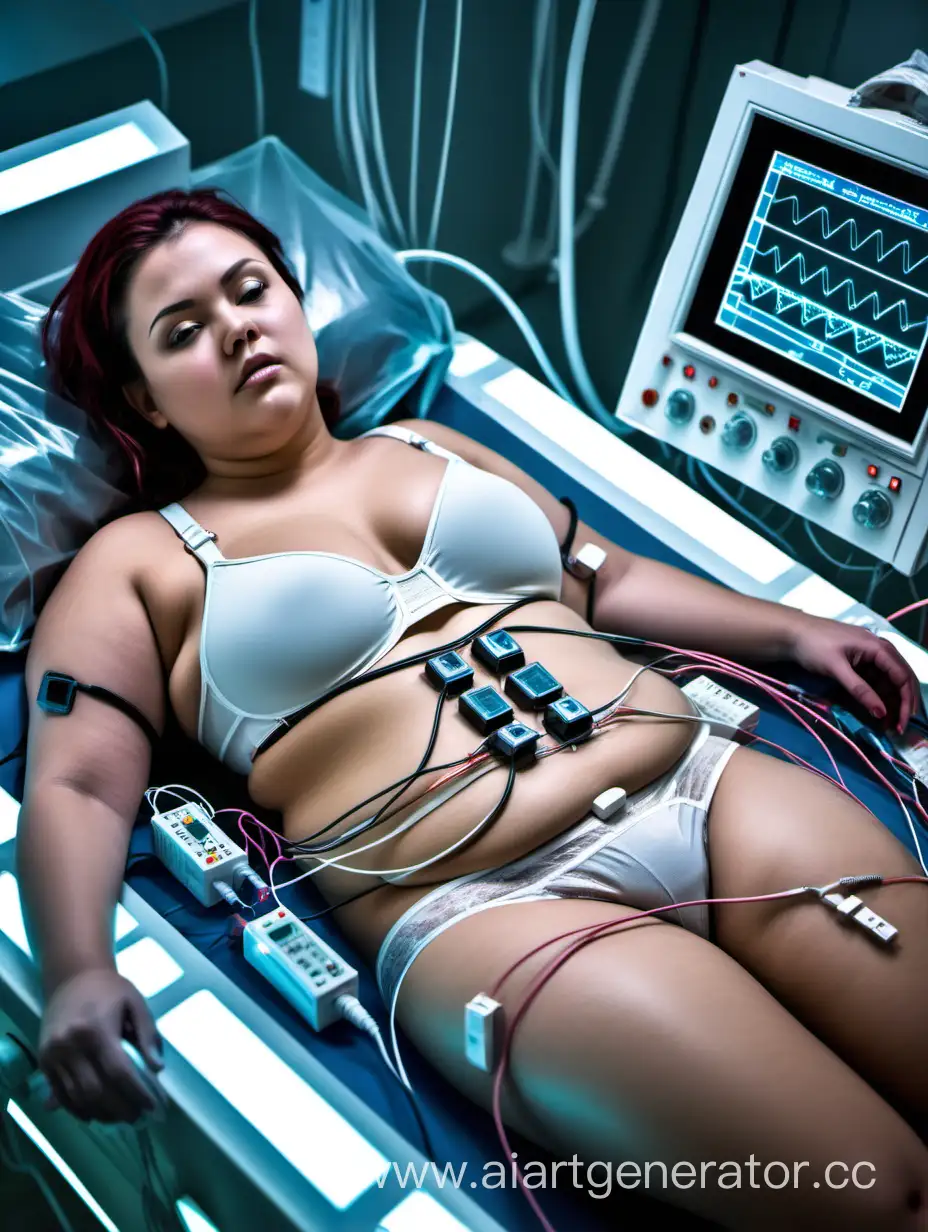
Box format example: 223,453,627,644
428,466,563,596
202,555,398,718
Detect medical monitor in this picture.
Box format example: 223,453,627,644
616,61,928,575
685,114,928,446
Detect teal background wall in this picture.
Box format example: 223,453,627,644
2,0,928,630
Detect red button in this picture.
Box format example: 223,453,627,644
278,909,286,917
727,392,739,406
707,376,719,388
641,388,659,407
889,476,902,493
205,856,215,864
662,355,672,367
683,364,695,379
867,464,879,478
788,415,801,431
764,403,775,414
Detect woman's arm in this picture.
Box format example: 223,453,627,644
397,418,921,727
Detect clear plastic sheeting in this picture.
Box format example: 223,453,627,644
0,137,455,651
0,291,126,652
191,136,454,437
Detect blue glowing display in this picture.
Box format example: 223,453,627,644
716,152,928,411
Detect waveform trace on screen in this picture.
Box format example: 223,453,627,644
716,152,928,411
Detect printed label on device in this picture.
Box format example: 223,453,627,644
681,676,759,733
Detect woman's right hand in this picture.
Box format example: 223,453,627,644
38,968,165,1123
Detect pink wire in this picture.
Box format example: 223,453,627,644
886,596,928,623
489,875,928,1231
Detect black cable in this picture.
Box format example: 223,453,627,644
301,880,388,922
0,734,25,768
294,687,450,855
823,0,850,80
558,495,598,627
390,1070,438,1164
630,0,710,300
254,596,537,759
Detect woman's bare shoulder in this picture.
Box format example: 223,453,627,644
70,508,176,578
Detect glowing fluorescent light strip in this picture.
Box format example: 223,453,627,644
0,872,136,957
176,1195,220,1232
6,1100,119,1232
779,574,855,620
482,368,795,585
0,786,19,845
157,991,388,1209
115,937,183,998
449,338,499,378
0,123,158,216
379,1190,475,1232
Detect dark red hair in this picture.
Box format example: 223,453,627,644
41,186,340,508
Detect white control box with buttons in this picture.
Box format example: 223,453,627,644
150,802,249,907
243,906,358,1031
682,675,760,736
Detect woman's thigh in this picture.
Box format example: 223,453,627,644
707,744,928,1118
396,896,928,1230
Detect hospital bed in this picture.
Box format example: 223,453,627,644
1,341,927,1232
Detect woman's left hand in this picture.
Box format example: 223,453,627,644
788,615,922,735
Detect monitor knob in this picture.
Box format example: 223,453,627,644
665,388,695,424
762,435,799,474
805,459,844,500
852,488,893,530
721,411,757,451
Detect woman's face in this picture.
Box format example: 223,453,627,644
122,221,320,475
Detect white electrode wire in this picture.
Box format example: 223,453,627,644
557,0,626,431
529,0,560,180
101,0,169,115
507,0,558,264
345,0,388,234
332,0,357,193
573,0,663,241
248,0,265,141
424,0,465,253
144,784,215,818
803,519,875,573
396,248,576,402
366,0,409,246
408,0,429,246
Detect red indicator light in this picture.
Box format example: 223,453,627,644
889,476,902,493
788,415,801,432
662,355,672,367
707,376,719,389
867,464,879,478
726,392,739,406
278,909,286,917
641,388,659,407
683,364,696,379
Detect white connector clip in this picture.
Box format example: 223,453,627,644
565,543,607,581
591,786,627,821
464,993,504,1072
821,892,898,945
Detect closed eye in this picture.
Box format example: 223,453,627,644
166,279,267,349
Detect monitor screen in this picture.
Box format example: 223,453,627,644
684,114,928,446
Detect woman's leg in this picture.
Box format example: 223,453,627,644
396,897,928,1230
707,745,928,1121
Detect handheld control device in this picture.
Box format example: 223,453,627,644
243,906,358,1031
150,802,268,909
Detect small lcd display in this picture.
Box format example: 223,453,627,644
184,817,210,842
268,923,294,944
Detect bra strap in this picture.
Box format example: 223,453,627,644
362,423,461,463
159,503,225,566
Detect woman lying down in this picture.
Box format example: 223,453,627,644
18,189,928,1232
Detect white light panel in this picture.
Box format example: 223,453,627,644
379,1190,475,1232
449,338,499,378
157,990,388,1209
0,123,158,216
0,787,19,845
779,574,855,620
116,936,184,999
